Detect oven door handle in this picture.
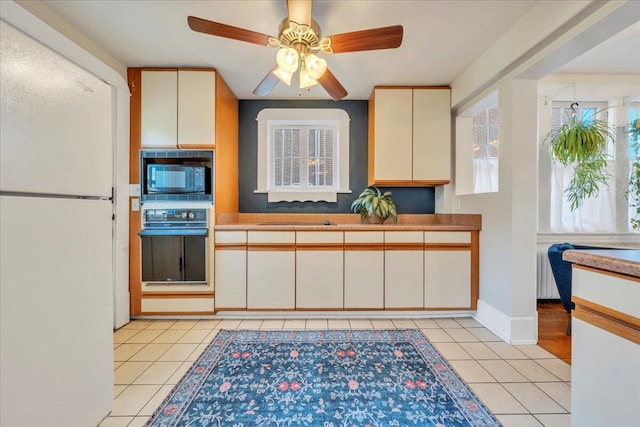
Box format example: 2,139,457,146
138,228,208,237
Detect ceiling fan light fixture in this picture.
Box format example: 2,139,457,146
299,69,318,89
304,54,327,80
273,67,293,86
276,47,299,73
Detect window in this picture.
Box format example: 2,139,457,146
455,91,499,196
472,106,499,193
256,109,350,202
545,101,634,232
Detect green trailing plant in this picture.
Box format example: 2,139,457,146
351,187,397,224
544,103,615,211
628,118,640,230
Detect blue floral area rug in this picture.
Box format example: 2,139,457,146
146,329,501,427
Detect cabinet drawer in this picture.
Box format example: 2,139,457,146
424,232,470,244
215,231,247,244
345,231,384,243
296,231,343,244
385,231,423,243
248,231,295,244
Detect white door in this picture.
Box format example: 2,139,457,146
0,196,113,427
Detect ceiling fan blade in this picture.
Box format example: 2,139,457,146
188,16,273,46
327,25,403,53
287,0,312,26
317,68,348,101
253,65,280,96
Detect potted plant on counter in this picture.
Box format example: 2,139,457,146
351,187,397,224
544,102,615,211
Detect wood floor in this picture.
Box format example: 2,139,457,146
537,300,572,364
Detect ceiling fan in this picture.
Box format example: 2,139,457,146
187,0,403,100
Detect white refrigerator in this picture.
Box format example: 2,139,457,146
0,22,113,425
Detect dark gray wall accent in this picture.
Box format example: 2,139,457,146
238,100,435,214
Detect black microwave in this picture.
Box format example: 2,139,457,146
147,164,209,194
141,150,213,202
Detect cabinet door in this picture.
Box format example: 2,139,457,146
344,232,384,309
413,88,451,182
141,70,177,147
177,70,216,147
373,89,413,182
214,249,247,309
424,250,471,308
214,231,247,309
296,232,343,309
247,232,295,309
297,251,343,309
384,232,424,309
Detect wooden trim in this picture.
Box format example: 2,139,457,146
214,307,248,311
573,265,640,283
178,143,215,150
424,243,471,250
177,67,218,72
368,92,375,186
245,308,297,311
128,68,142,316
295,244,344,250
214,244,247,250
344,243,385,251
139,311,216,315
139,67,179,71
370,180,451,187
295,308,346,311
470,230,479,310
247,244,296,251
214,72,239,215
142,292,214,298
384,243,424,251
572,296,640,344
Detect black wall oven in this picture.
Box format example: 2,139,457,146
139,209,207,284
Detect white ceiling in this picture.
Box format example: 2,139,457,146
41,0,638,101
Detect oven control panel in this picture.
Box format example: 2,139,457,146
143,209,207,228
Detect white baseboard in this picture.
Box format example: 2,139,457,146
473,299,537,344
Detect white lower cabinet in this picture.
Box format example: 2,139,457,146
296,232,343,309
214,250,247,309
214,228,477,312
344,232,384,309
384,232,424,309
214,231,247,310
247,231,295,309
424,250,471,308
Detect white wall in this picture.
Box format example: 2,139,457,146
1,0,131,328
450,0,640,343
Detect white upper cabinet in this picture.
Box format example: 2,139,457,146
412,88,451,182
141,69,216,148
371,89,413,182
141,70,178,148
369,87,451,186
178,70,216,146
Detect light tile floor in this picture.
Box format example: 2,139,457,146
102,318,571,427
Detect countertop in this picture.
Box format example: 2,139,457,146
214,213,481,232
563,249,640,278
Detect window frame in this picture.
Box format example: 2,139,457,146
255,108,350,202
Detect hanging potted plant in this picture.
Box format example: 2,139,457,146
628,118,640,230
544,103,615,211
351,187,398,224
